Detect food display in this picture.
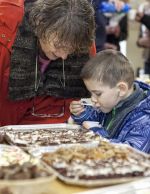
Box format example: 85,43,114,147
42,141,150,186
1,127,99,147
1,124,150,190
0,145,31,166
0,131,8,144
0,145,55,194
0,145,54,179
0,162,51,180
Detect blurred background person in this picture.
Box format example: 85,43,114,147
136,0,150,74
91,0,126,52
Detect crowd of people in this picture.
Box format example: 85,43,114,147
0,0,150,153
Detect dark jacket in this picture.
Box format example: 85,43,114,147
141,14,150,30
9,1,90,101
92,0,108,51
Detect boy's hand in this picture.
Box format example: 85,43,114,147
70,100,85,116
83,121,101,130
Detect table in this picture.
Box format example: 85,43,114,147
47,179,91,194
48,177,150,194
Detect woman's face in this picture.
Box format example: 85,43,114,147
39,37,73,60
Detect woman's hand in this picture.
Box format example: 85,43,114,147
69,100,85,116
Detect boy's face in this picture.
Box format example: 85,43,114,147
84,79,121,113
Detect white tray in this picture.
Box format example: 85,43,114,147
41,141,150,187
0,123,100,149
0,123,81,131
0,144,56,194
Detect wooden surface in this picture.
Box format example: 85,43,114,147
46,178,150,194
47,179,93,194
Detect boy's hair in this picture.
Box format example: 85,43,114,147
29,0,95,53
81,49,135,88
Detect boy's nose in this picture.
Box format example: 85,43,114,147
91,95,97,103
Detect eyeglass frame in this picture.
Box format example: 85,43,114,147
31,54,66,118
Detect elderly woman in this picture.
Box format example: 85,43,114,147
0,0,96,126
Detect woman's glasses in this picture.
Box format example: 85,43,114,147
31,98,65,118
31,56,66,118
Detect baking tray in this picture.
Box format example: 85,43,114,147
0,123,100,147
0,123,81,131
41,141,150,187
56,174,143,187
0,144,56,194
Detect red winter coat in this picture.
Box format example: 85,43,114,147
0,0,96,126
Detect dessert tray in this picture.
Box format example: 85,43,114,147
0,124,100,147
0,144,55,194
41,141,150,187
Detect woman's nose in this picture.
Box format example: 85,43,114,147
60,52,68,60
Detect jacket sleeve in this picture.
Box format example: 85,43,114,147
0,0,24,126
71,106,109,138
110,119,150,154
90,126,109,138
140,14,150,30
71,106,105,125
0,0,24,51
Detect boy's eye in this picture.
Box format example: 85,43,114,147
95,93,102,97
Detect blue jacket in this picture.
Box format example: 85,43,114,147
72,81,150,153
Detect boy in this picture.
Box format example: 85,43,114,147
70,49,150,153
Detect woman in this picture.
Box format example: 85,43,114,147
0,0,95,126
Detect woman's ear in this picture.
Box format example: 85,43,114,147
116,82,128,97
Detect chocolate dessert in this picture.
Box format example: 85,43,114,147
0,162,52,180
4,128,99,146
42,141,150,182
